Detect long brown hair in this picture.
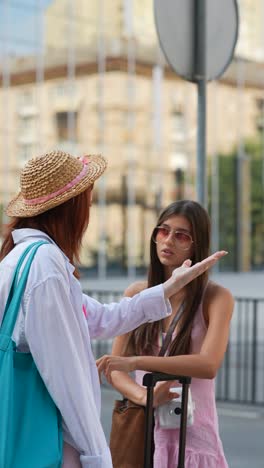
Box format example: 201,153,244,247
0,188,92,277
127,200,210,357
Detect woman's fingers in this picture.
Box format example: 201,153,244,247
96,355,114,384
165,251,228,298
200,250,228,266
96,356,104,382
96,355,110,381
96,355,132,384
189,251,228,277
153,381,180,407
176,250,228,280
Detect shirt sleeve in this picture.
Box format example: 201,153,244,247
83,284,172,339
24,275,113,468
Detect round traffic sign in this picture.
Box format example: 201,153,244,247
154,0,239,82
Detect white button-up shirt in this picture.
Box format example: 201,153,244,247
0,229,171,468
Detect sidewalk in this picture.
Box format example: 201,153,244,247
217,401,264,468
101,387,264,468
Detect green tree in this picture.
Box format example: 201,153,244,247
209,139,264,270
245,140,264,268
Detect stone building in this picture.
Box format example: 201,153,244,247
0,0,263,273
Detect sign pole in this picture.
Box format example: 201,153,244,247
194,0,207,207
154,0,238,209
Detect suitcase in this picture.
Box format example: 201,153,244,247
142,372,191,468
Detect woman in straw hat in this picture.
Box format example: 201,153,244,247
0,150,226,468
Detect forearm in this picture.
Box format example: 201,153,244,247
163,278,184,300
84,285,171,339
111,371,146,406
135,354,217,380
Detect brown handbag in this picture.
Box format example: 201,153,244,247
109,303,185,468
110,398,146,468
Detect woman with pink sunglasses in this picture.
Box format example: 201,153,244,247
99,200,234,468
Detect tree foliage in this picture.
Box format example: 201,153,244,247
209,139,264,271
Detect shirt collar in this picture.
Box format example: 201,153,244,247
12,228,73,268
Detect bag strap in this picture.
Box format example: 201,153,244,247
158,302,184,357
121,302,185,408
1,241,42,321
0,241,48,338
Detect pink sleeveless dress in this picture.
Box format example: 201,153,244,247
135,299,228,468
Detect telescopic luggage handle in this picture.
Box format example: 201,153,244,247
142,373,192,468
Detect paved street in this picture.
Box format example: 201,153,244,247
217,402,264,468
101,387,264,468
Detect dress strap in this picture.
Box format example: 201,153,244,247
159,302,185,357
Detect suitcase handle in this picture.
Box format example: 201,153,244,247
142,373,192,468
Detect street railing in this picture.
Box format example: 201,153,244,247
216,297,264,406
84,290,264,406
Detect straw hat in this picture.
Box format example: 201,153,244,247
6,150,107,218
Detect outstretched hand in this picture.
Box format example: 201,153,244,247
163,250,228,299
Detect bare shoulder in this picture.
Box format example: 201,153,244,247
205,281,233,300
124,280,148,297
205,281,234,303
204,281,234,319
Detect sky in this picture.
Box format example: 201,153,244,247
0,0,53,56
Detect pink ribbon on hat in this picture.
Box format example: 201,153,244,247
24,158,89,206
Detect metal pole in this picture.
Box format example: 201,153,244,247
183,84,192,199
67,0,76,145
236,58,245,272
251,300,258,404
152,56,164,216
36,0,44,151
177,380,190,468
194,0,207,207
211,81,219,269
97,0,107,279
143,383,155,468
124,0,136,280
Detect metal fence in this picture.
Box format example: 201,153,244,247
84,290,264,406
216,298,264,406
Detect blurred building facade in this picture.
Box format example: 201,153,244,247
0,0,263,274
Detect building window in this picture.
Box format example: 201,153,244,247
53,81,77,98
18,89,34,107
18,144,35,166
19,115,34,135
171,109,185,143
55,111,78,142
56,112,68,140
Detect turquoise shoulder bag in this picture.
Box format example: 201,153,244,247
0,241,63,468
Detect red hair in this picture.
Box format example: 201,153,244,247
0,188,92,278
